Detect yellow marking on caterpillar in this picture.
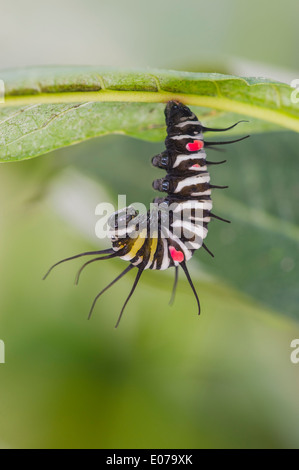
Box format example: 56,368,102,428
128,229,147,258
148,232,158,265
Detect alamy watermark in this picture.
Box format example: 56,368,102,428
95,195,208,250
290,339,299,364
0,340,5,364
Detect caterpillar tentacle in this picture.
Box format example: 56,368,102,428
43,249,114,280
205,135,250,146
88,264,134,321
206,160,227,165
210,212,231,224
75,253,118,285
209,184,229,189
202,243,214,258
202,120,249,132
114,268,143,328
44,101,249,325
169,266,179,306
180,261,201,316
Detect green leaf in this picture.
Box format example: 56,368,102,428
0,66,298,162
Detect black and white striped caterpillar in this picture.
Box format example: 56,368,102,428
44,101,248,327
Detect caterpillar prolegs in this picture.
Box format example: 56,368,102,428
44,101,249,327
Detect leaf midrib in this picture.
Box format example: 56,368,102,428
2,89,299,133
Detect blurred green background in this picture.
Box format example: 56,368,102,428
0,0,299,449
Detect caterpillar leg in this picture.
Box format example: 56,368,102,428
115,268,144,328
169,265,179,306
43,249,115,280
180,261,201,316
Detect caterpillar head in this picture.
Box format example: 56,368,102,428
108,206,140,241
165,100,196,127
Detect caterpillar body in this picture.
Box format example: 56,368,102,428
44,101,248,327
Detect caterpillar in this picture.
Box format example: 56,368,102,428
44,101,249,327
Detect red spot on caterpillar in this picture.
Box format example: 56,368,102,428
186,140,204,152
192,164,200,168
169,246,184,263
